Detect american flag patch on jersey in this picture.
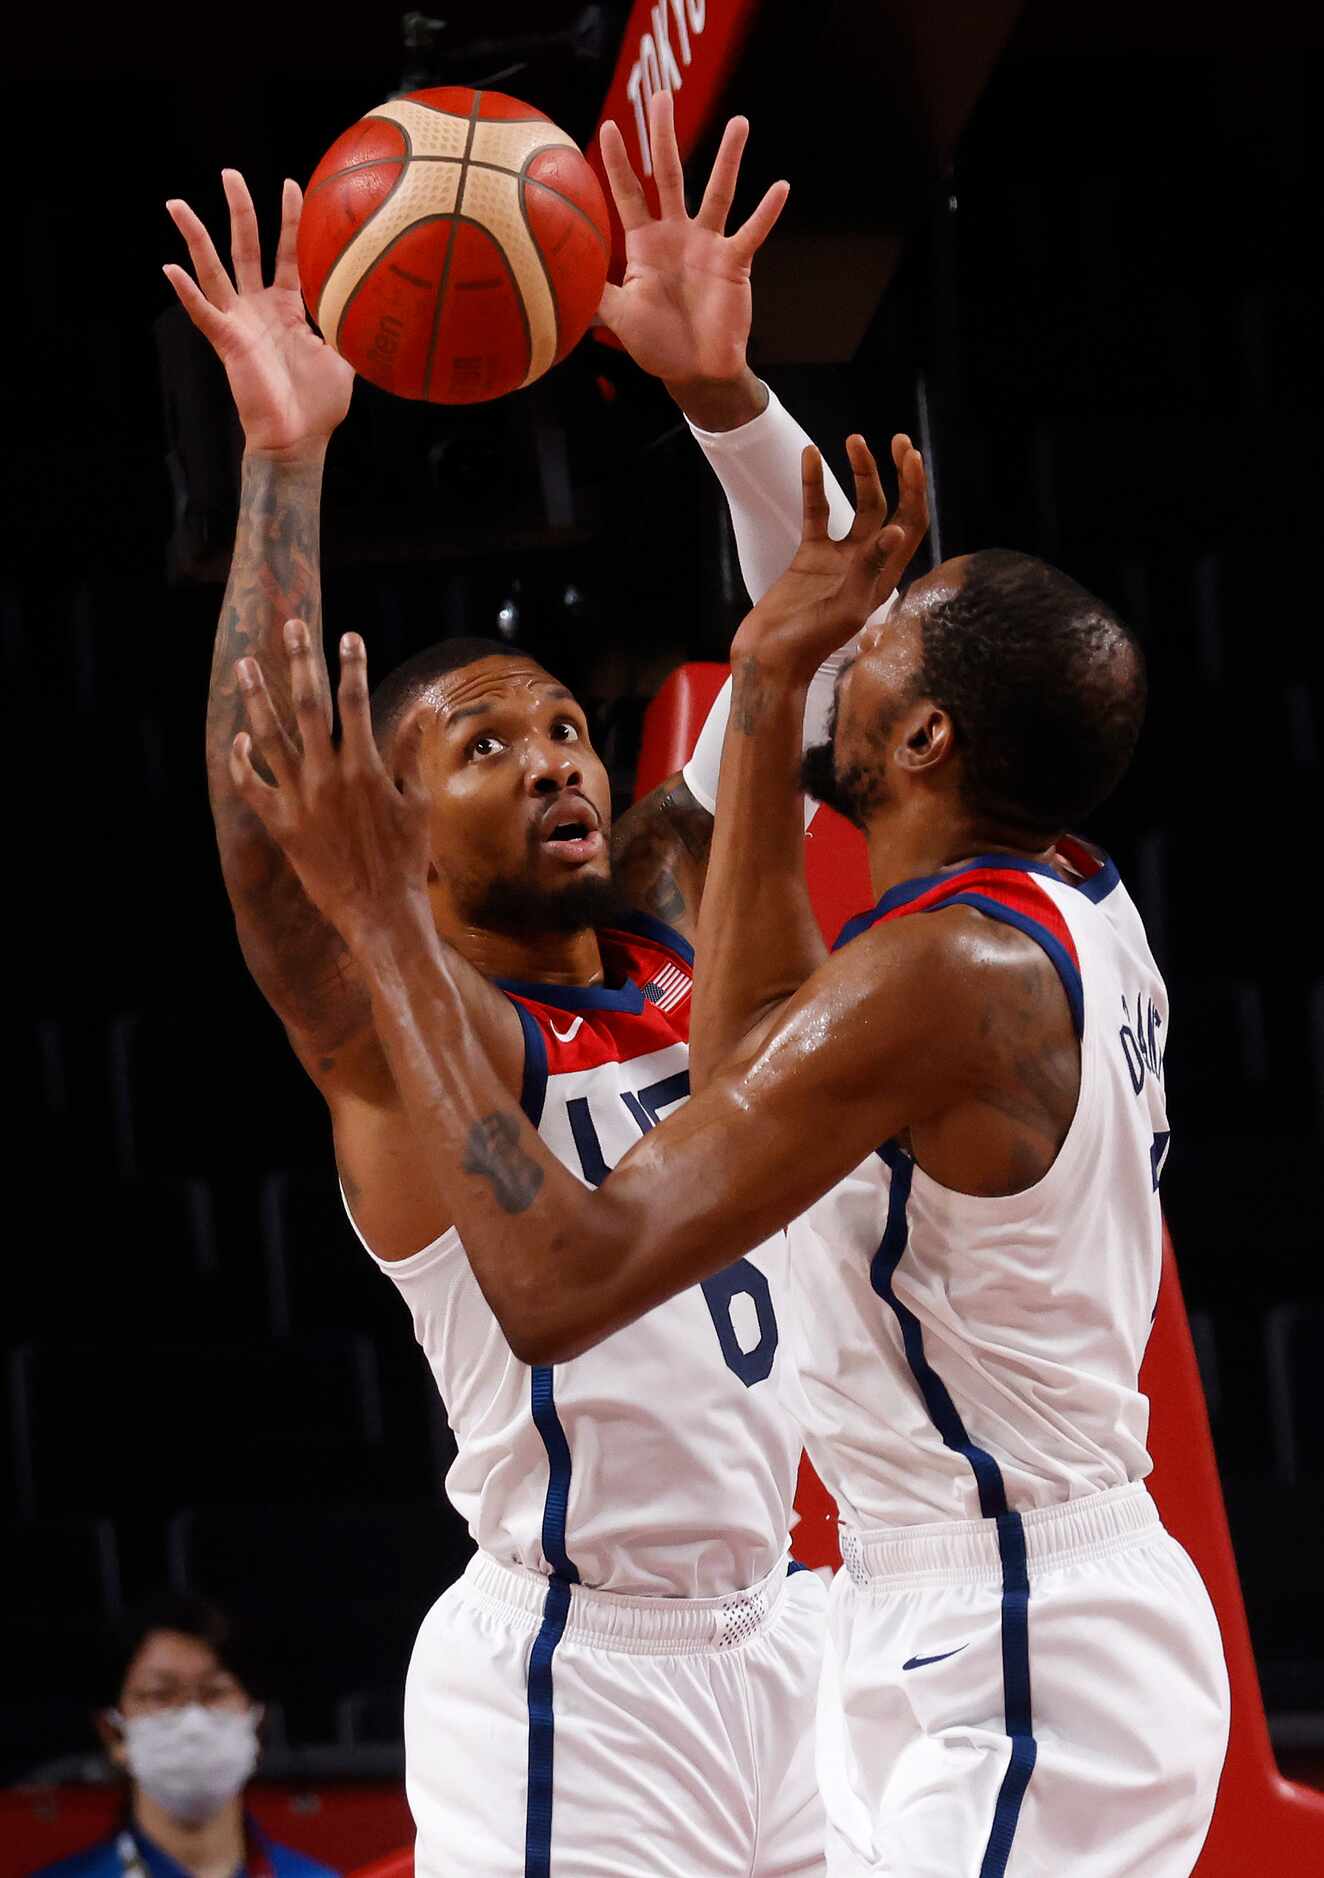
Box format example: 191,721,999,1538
641,961,691,1013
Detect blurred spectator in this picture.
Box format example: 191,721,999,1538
33,1593,337,1878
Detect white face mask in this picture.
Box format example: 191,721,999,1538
115,1704,261,1825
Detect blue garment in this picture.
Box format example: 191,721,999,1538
33,1817,339,1878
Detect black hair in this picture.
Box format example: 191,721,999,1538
369,636,539,751
96,1591,261,1709
917,550,1146,833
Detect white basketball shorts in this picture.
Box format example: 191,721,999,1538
405,1550,827,1877
819,1483,1230,1877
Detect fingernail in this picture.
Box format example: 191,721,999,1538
236,660,255,691
284,619,306,650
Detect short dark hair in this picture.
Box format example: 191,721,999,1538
917,550,1146,833
97,1592,260,1708
370,637,532,750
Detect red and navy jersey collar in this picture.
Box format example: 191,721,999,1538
493,911,694,1014
833,850,1097,1039
833,845,1117,952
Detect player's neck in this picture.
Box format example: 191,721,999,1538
445,920,609,989
132,1788,245,1878
864,805,1059,905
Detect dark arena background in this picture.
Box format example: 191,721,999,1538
3,3,1322,1872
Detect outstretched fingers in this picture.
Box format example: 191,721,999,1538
161,263,229,344
336,633,384,776
800,445,832,543
648,88,686,221
283,619,334,781
222,169,265,294
235,657,300,788
895,440,929,543
165,196,237,309
844,436,889,548
729,178,790,266
695,115,749,233
229,731,281,818
273,178,303,292
870,441,928,606
599,119,651,232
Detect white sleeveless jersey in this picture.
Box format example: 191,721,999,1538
358,911,803,1598
790,839,1170,1530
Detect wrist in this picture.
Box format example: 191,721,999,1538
242,438,331,472
730,632,817,692
664,366,767,433
345,889,438,973
729,641,815,700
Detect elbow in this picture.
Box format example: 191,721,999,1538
502,1312,599,1368
491,1194,640,1367
488,1261,607,1367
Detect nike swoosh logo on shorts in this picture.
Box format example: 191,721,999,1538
549,1016,584,1043
901,1645,969,1671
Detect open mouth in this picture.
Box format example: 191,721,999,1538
538,804,604,864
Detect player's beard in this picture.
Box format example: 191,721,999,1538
465,866,631,938
801,699,890,830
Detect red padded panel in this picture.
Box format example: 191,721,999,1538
634,661,728,796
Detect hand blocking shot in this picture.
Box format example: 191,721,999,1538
230,422,1230,1878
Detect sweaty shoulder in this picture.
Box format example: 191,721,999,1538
853,902,1082,1195
843,904,1036,1068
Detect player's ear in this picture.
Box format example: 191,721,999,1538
896,704,954,773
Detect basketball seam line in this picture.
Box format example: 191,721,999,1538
311,159,606,252
316,121,414,332
518,171,564,371
422,219,462,403
515,146,610,259
428,212,534,394
304,154,406,198
398,94,548,124
424,91,486,401
331,215,456,376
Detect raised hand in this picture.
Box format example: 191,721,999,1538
229,622,431,947
732,435,930,681
596,89,788,393
164,171,354,461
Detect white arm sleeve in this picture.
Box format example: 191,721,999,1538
680,383,893,823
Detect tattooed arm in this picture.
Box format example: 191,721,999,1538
608,772,713,940
165,169,369,1071
206,455,371,1062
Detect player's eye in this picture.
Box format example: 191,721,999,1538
550,720,580,743
468,734,504,760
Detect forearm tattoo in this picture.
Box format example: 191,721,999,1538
611,776,713,927
731,657,767,735
207,454,368,1047
207,455,325,801
463,1113,545,1215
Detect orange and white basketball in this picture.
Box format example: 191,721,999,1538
298,87,611,405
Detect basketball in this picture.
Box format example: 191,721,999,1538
297,86,611,404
